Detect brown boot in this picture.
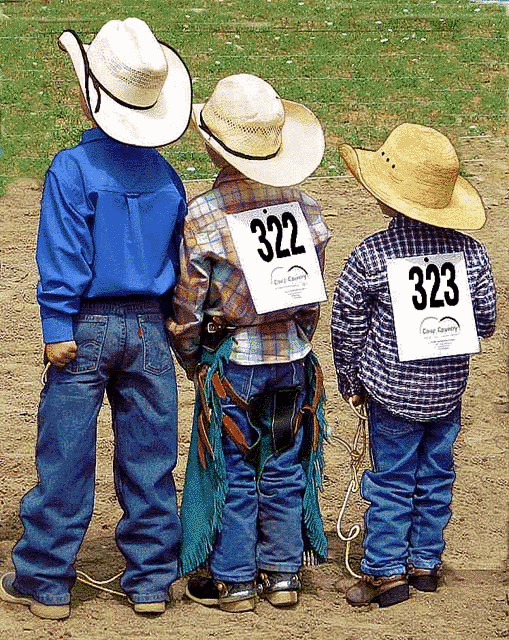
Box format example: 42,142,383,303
346,574,409,608
407,565,442,592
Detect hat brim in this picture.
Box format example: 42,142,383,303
339,143,485,230
192,100,324,187
59,30,192,147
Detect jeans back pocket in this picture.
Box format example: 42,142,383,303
68,315,108,374
138,313,173,375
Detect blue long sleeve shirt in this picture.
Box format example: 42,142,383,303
36,128,187,343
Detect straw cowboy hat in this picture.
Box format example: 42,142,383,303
339,123,485,230
193,74,325,187
58,18,192,147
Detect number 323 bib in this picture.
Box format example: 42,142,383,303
226,202,327,314
387,252,480,361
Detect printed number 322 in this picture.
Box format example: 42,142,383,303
409,262,459,310
250,211,306,263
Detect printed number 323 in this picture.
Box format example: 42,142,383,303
409,262,459,310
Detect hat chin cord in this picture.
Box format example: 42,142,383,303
66,29,159,115
86,68,158,114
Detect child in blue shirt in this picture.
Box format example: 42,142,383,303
0,18,191,619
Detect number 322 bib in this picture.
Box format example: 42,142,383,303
387,252,480,361
226,202,327,315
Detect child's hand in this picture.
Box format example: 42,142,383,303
344,394,364,407
45,341,78,368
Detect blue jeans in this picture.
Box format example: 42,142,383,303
210,360,308,583
360,399,461,576
12,299,181,605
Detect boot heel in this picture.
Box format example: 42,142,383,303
219,596,256,612
265,590,299,607
376,583,409,608
409,574,439,592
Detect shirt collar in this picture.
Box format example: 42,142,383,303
389,212,428,229
213,165,250,189
80,127,116,144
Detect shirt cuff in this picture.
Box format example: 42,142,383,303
41,314,75,344
338,371,364,399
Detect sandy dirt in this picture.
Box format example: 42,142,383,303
0,136,507,639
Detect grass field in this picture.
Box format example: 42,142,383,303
0,0,507,194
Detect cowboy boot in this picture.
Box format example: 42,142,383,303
257,571,301,607
346,573,409,608
407,564,442,592
185,576,256,612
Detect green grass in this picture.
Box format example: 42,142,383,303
0,0,507,194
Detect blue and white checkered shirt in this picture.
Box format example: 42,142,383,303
331,213,496,420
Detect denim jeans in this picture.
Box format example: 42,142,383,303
209,359,308,583
360,399,461,577
12,298,181,605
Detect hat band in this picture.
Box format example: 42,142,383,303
66,30,159,114
87,70,158,113
199,113,280,161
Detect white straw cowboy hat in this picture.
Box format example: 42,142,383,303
193,74,325,186
58,18,192,147
339,123,485,230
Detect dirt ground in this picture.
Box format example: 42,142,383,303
0,136,507,639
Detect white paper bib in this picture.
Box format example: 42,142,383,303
226,202,327,314
387,251,480,361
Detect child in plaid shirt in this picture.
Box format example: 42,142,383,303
331,123,496,608
167,74,330,612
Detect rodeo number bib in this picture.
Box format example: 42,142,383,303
387,252,480,361
226,202,327,314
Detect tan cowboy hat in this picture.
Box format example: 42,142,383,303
193,74,325,187
339,123,485,230
58,18,192,147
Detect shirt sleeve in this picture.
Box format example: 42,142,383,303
293,196,330,340
36,166,94,343
472,248,497,339
330,250,370,398
168,164,188,261
166,219,210,375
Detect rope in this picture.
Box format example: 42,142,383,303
76,570,126,598
331,399,368,579
40,362,50,386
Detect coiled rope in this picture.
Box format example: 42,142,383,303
331,399,368,579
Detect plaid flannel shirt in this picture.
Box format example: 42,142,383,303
167,167,330,374
331,213,496,420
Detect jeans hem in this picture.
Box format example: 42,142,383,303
407,558,442,570
211,573,256,583
17,588,70,606
257,563,302,573
33,597,71,606
360,561,407,577
127,591,169,604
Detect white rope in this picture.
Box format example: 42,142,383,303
332,400,368,578
336,479,362,579
75,570,126,598
40,362,50,386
